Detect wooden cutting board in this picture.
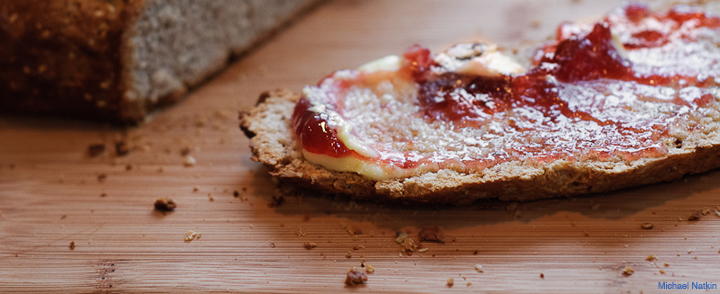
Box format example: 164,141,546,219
2,0,719,292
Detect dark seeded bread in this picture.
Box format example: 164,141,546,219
240,89,720,205
0,0,322,124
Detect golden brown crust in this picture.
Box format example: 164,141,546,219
0,0,323,124
240,89,720,205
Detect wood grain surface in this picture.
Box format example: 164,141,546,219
2,0,720,293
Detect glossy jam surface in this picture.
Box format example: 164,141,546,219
292,5,720,178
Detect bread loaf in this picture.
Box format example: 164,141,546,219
0,0,321,123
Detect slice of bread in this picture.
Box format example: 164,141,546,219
240,4,720,205
0,0,322,124
240,88,720,205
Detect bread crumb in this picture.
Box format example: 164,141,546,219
645,255,657,261
688,211,702,221
344,225,363,235
664,262,669,266
446,277,454,287
270,243,276,248
474,264,484,273
641,223,653,230
395,231,408,244
418,248,429,253
154,198,177,211
365,264,375,274
184,156,196,167
401,238,418,253
97,173,107,182
87,144,106,157
467,282,472,286
540,273,544,279
208,193,214,201
418,225,445,243
69,241,76,250
659,269,666,274
352,245,365,250
345,251,352,259
115,140,129,157
180,147,191,156
60,215,67,220
233,190,240,197
184,230,201,242
344,267,367,286
622,266,634,276
304,242,317,250
296,228,305,237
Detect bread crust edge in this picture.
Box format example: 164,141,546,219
240,89,720,205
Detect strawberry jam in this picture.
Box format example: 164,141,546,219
292,4,720,178
292,97,355,158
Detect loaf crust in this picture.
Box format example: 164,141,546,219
0,0,322,124
240,89,720,205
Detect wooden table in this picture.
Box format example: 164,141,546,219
2,0,719,292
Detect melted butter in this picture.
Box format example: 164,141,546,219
302,149,412,180
434,43,525,77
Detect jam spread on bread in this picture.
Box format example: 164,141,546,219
292,4,720,180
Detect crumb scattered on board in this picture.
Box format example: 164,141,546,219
344,224,363,235
645,255,657,261
397,233,418,254
345,267,368,286
474,264,484,273
688,211,702,221
641,223,653,229
115,140,129,157
447,277,454,287
622,266,634,276
365,264,375,274
69,241,76,250
154,198,177,211
304,242,317,250
184,155,196,167
184,230,201,242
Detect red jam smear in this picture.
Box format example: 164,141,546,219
291,4,720,172
291,97,354,158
